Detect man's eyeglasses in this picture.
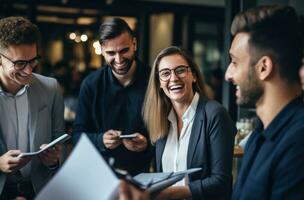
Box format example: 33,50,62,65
0,52,41,71
158,65,190,81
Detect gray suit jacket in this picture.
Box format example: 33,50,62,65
155,97,236,200
0,73,65,194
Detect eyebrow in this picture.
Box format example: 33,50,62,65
229,53,238,60
17,56,40,62
158,65,188,71
0,53,39,63
105,47,129,54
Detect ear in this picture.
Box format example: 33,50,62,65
100,47,105,57
192,72,197,83
132,37,137,51
256,56,273,81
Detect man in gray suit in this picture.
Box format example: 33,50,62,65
0,16,65,199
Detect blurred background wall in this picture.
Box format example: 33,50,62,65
1,0,303,123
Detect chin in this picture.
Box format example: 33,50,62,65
113,66,131,75
16,78,31,85
170,95,188,104
237,99,256,108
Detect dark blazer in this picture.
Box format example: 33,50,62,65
155,97,236,200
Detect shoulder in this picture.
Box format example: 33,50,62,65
199,98,228,117
284,105,304,138
32,73,58,89
82,67,107,87
196,98,234,129
284,107,304,142
33,73,57,84
29,74,62,102
137,59,151,77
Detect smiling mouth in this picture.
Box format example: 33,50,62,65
17,73,31,78
169,84,184,92
114,61,127,68
235,85,241,96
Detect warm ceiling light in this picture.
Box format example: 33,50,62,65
37,15,74,24
80,34,88,42
75,36,81,43
77,17,96,25
95,48,102,55
93,41,100,48
69,33,76,40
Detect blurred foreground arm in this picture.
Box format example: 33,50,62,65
119,181,149,200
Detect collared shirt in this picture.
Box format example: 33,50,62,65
73,59,152,175
232,96,304,199
0,84,31,178
162,93,199,186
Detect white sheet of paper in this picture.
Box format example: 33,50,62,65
36,134,119,200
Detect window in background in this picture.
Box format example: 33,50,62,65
193,21,224,102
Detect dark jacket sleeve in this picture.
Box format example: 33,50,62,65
189,102,236,199
72,76,104,151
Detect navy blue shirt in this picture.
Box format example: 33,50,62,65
72,59,152,175
232,96,304,199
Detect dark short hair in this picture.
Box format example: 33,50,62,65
231,5,303,84
98,18,134,45
0,16,40,49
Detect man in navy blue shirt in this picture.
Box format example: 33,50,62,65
225,5,304,199
72,18,152,175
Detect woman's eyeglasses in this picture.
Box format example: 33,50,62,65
158,65,190,82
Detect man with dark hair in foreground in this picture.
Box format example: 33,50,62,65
225,5,304,199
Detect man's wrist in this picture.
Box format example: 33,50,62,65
48,161,59,171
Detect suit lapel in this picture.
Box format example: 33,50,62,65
156,136,167,172
187,98,205,168
28,75,40,151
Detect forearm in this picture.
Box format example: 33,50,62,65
189,174,231,199
72,131,104,151
156,186,191,200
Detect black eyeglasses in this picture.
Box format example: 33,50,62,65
0,52,41,71
158,65,190,81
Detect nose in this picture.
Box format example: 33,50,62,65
225,64,233,82
115,53,123,64
169,70,179,81
23,63,33,74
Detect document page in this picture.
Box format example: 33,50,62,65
36,134,119,200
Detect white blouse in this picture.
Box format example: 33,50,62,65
161,93,199,186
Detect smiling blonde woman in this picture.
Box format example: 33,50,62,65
143,46,236,200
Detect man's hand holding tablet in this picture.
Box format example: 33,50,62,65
18,134,70,158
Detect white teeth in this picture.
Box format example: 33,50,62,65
169,85,183,90
115,62,126,67
236,85,240,90
16,72,30,78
